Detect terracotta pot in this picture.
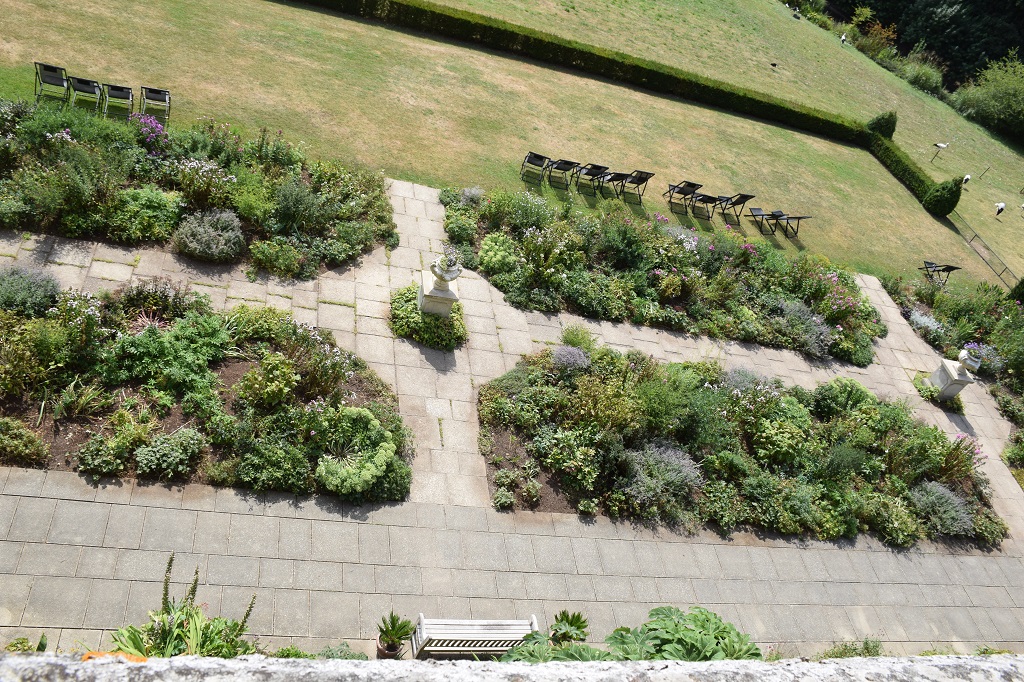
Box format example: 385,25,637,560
376,635,401,659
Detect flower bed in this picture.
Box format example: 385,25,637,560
478,326,1006,547
0,272,411,502
441,188,886,366
0,99,397,278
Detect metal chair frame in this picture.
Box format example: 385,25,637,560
102,83,134,119
543,159,580,189
572,163,609,195
69,76,103,112
34,62,69,104
620,170,655,204
520,151,550,183
664,181,703,213
140,86,172,123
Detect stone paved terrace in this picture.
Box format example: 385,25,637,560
0,179,1022,657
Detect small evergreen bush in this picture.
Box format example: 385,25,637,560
478,232,519,274
922,177,963,217
107,186,180,243
173,210,246,263
865,110,897,138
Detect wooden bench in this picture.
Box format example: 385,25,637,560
410,614,539,660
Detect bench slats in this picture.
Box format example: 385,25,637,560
412,614,539,660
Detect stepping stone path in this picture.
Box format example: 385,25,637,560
0,179,1022,656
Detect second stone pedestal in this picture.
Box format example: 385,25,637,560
928,358,975,401
418,271,460,318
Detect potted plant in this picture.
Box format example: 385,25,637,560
376,611,415,659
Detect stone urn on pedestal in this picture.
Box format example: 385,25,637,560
418,244,462,318
927,347,979,401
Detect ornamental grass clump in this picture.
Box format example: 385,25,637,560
478,340,1006,546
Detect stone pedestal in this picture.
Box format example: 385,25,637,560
418,270,460,318
928,358,975,401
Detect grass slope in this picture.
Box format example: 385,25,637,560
0,0,1007,281
426,0,1024,277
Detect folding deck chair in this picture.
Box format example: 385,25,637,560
69,77,102,112
769,212,811,237
748,207,774,234
597,170,632,197
140,86,171,124
520,151,550,183
664,181,702,213
34,62,69,104
544,159,580,189
573,163,609,194
919,261,961,286
620,170,655,204
102,83,134,119
689,192,721,219
717,194,756,222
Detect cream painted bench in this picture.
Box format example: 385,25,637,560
410,614,539,660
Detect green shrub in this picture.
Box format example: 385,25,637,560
0,266,60,317
973,507,1009,546
811,377,875,420
235,352,299,411
229,165,275,226
106,186,180,243
953,51,1024,143
492,487,514,509
922,177,962,217
249,238,312,278
235,437,312,494
0,416,49,466
444,208,478,244
273,646,315,659
560,324,598,353
901,61,944,95
104,277,213,323
866,110,897,138
173,210,246,263
388,284,468,351
134,428,206,481
478,233,519,274
77,408,155,479
175,157,236,210
272,177,326,236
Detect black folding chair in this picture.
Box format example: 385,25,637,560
597,171,631,198
140,86,171,124
748,207,774,234
69,76,102,112
544,159,580,189
573,163,609,194
520,151,550,183
717,194,756,222
919,261,961,286
34,62,69,104
690,192,721,219
102,84,134,119
620,170,655,204
774,214,811,237
664,181,703,213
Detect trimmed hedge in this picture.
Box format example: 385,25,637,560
312,0,867,143
866,133,934,203
310,0,958,216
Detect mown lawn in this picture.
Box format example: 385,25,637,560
435,0,1024,278
0,0,1003,281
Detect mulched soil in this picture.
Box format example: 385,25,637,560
483,426,575,515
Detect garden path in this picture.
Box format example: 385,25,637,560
0,180,1022,657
